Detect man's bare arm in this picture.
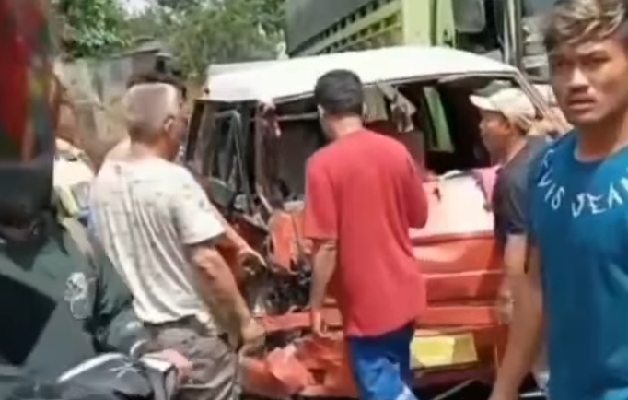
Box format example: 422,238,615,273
186,170,257,255
303,158,338,311
309,240,337,310
502,233,528,299
492,245,545,399
171,173,255,329
205,202,251,250
504,234,528,277
188,242,251,325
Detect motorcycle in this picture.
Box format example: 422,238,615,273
2,353,178,400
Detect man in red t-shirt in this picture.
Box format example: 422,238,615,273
304,70,428,400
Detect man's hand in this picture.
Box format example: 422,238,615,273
310,309,331,338
237,245,266,269
239,318,266,352
146,349,193,380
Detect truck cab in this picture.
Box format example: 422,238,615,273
185,46,552,398
285,0,554,80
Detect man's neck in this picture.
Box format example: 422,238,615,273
332,118,364,139
128,141,168,161
499,136,527,165
577,110,628,161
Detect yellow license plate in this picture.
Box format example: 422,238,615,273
410,333,478,369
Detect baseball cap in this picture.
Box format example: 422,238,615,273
533,84,558,107
470,84,536,131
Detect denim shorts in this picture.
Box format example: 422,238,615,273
346,323,418,400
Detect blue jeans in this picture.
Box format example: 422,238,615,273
346,323,418,400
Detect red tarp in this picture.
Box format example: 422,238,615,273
0,0,53,159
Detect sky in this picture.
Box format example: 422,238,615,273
123,0,149,14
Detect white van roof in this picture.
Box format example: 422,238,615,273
207,60,284,76
205,45,520,103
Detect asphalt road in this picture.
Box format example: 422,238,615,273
416,376,545,400
243,376,546,400
417,381,492,400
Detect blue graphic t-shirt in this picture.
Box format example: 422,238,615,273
530,132,628,400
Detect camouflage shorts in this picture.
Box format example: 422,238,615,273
144,318,239,400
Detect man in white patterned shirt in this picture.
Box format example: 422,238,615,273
90,79,264,400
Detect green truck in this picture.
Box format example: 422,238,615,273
285,0,553,80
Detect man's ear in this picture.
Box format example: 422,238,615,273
163,115,176,134
317,105,326,119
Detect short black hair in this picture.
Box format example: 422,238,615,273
126,71,187,100
314,69,364,116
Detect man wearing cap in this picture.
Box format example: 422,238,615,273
470,85,550,391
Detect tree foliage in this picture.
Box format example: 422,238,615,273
250,0,285,37
55,0,130,59
55,0,285,78
131,0,285,80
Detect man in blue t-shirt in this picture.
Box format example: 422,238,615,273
489,1,628,400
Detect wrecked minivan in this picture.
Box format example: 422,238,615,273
184,45,554,398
